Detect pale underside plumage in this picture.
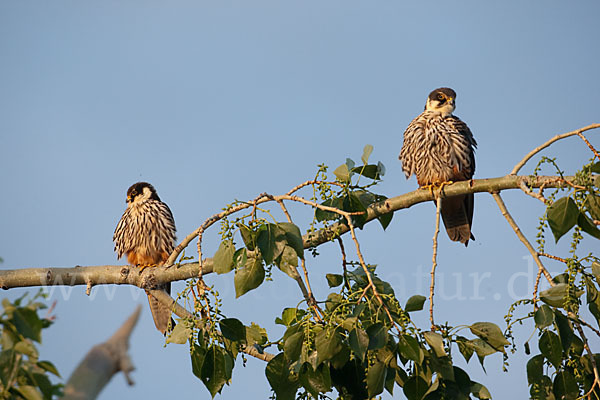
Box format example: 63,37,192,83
114,198,176,334
399,110,477,245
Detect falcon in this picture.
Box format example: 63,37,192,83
113,182,176,334
399,87,477,246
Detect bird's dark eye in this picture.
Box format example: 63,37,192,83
437,94,444,101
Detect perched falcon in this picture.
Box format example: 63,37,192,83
399,87,477,246
113,182,177,334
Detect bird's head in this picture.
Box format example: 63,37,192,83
125,182,160,205
425,87,456,117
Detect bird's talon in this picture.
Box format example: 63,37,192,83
138,264,156,273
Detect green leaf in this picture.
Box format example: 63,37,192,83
299,363,332,398
351,165,381,180
592,261,600,283
539,330,562,369
201,345,228,398
577,212,600,240
265,353,299,400
530,375,553,400
469,339,498,358
343,193,368,229
14,340,38,358
547,197,579,243
361,144,374,165
403,376,429,400
405,295,426,312
585,276,598,304
238,224,256,251
398,334,423,363
191,344,207,380
333,163,351,182
246,323,268,347
589,300,600,327
257,223,286,265
283,331,304,361
234,253,265,298
14,386,43,400
453,366,472,396
278,222,305,259
166,321,191,344
527,354,545,385
584,194,600,220
315,197,343,222
591,161,600,173
315,329,343,366
553,370,578,400
232,247,247,270
349,328,369,362
470,382,492,399
276,245,299,279
456,336,474,363
213,240,235,274
219,318,246,342
366,323,387,350
13,308,43,343
539,283,567,307
374,194,393,230
366,360,386,398
424,331,447,357
553,310,574,352
534,304,554,329
469,322,509,351
37,360,60,377
539,283,583,308
326,273,343,288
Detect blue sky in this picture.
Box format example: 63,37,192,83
1,1,599,399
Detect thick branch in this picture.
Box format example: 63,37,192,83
0,175,572,290
63,305,141,400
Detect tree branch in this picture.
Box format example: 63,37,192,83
491,192,554,286
63,305,141,400
429,196,442,330
0,175,573,291
510,123,599,175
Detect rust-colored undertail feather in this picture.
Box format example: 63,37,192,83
440,194,475,246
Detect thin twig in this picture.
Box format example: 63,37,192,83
344,215,400,333
577,131,600,160
285,180,344,196
518,179,548,204
491,192,554,286
429,196,442,330
568,312,600,338
276,197,323,318
510,124,600,175
538,252,567,263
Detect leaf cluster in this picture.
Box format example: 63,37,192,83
0,291,61,400
266,268,502,399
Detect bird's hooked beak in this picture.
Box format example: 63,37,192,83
126,195,132,204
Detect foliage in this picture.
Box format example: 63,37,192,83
504,158,600,399
170,146,508,399
0,291,62,400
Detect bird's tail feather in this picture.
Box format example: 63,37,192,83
146,282,173,335
441,195,474,246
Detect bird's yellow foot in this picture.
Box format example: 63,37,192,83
138,263,157,273
421,181,454,196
